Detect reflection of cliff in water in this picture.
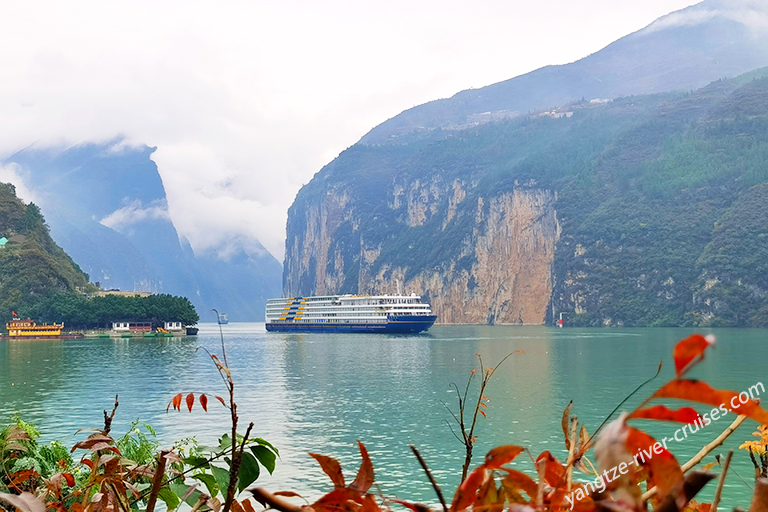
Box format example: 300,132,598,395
270,326,555,500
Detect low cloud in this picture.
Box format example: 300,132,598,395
100,199,171,231
0,0,700,262
643,0,768,34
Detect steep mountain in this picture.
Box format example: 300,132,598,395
0,183,93,315
362,0,768,144
284,65,768,326
4,142,282,321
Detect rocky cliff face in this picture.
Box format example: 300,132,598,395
286,71,768,327
284,176,560,324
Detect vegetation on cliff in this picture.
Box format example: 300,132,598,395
284,69,768,326
0,183,93,317
0,183,198,327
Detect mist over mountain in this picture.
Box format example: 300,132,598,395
284,0,768,327
361,0,768,144
3,141,281,321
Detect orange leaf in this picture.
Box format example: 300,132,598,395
186,393,195,412
242,499,258,512
199,394,208,412
216,396,226,407
272,491,303,498
484,445,524,469
535,451,565,487
628,405,701,424
674,334,715,377
562,401,573,450
311,488,363,512
479,410,486,418
62,473,75,487
498,468,537,499
652,380,768,423
350,440,374,493
308,453,345,488
450,466,486,512
624,426,682,500
169,393,182,411
390,499,432,512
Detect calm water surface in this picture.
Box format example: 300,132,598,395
1,324,766,508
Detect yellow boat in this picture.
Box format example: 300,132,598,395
3,318,82,339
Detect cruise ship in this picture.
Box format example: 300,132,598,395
265,294,437,333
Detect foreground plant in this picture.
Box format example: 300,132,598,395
0,315,278,512
250,334,768,512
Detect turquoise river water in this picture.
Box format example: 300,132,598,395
1,324,766,509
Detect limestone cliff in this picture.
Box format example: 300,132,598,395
284,173,560,324
285,72,768,327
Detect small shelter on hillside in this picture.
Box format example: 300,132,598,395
0,237,7,248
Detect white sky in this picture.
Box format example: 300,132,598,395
0,0,700,261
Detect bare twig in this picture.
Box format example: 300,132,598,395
145,450,169,512
712,450,733,512
103,395,119,434
682,415,747,473
565,417,578,492
409,445,448,512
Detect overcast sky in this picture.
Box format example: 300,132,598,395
0,0,701,261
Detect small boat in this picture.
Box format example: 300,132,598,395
186,326,199,335
218,313,229,325
2,318,84,339
265,294,437,333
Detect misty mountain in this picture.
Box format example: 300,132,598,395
361,0,768,144
4,141,281,321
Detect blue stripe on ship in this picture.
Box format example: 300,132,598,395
265,315,437,334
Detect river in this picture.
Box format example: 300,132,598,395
1,324,765,508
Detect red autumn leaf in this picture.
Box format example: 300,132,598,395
311,488,364,512
628,405,702,424
61,473,75,487
216,396,226,406
498,468,537,499
349,440,374,493
272,491,303,498
484,445,524,469
652,379,768,423
390,499,432,512
241,499,258,512
535,451,565,487
474,473,500,511
81,459,94,470
360,494,381,512
562,401,573,450
308,452,346,489
186,393,195,412
674,334,715,377
479,410,486,418
450,466,486,512
199,394,208,412
167,393,182,412
624,426,682,500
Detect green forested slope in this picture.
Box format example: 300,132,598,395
286,69,768,326
0,183,94,315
